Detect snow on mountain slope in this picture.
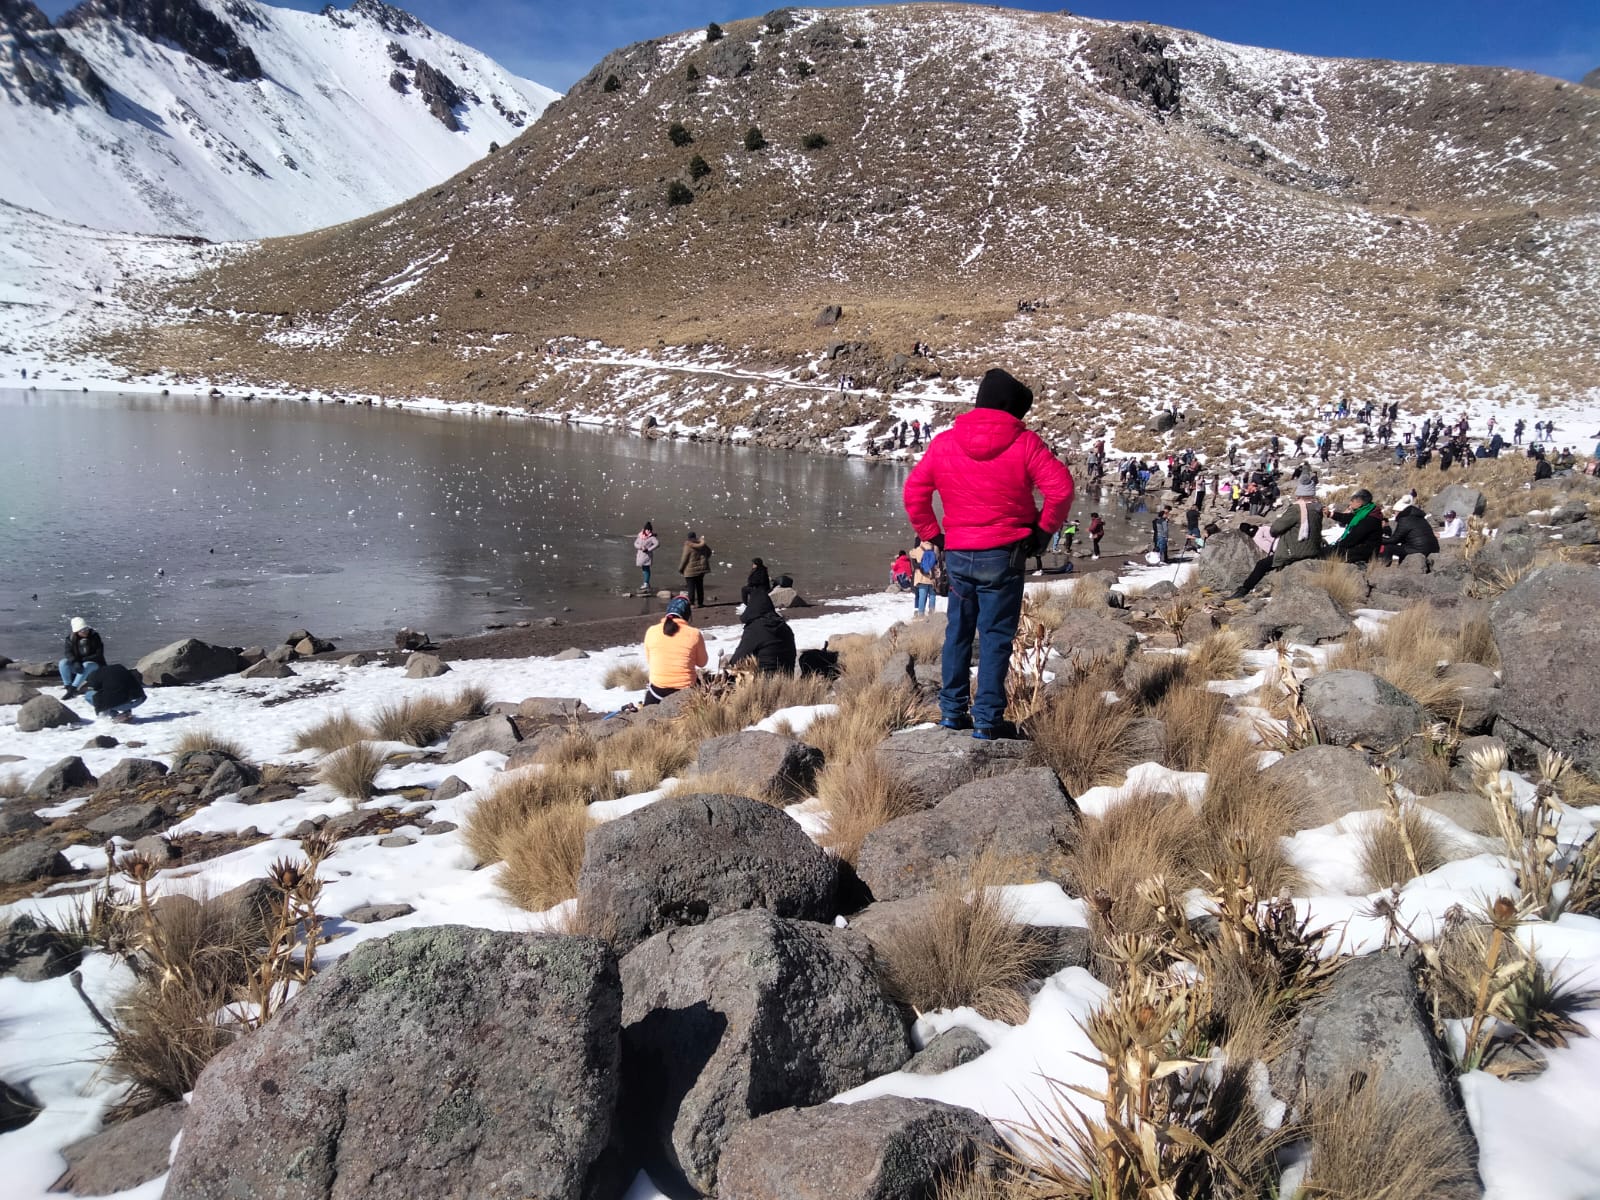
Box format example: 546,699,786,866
0,0,559,240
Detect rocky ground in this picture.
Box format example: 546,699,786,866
1,462,1599,1199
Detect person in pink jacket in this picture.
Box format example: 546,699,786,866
903,368,1074,739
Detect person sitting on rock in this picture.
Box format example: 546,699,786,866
727,589,796,676
1228,477,1324,599
1440,510,1465,538
642,597,707,705
80,662,146,724
59,616,106,697
1330,489,1384,564
1383,499,1442,572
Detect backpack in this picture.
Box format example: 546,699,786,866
931,552,950,597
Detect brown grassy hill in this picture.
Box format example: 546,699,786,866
118,3,1600,453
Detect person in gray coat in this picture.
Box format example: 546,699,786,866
1227,477,1324,599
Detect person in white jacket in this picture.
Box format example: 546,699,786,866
633,521,659,592
1440,510,1465,538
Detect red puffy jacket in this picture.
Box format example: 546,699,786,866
903,409,1075,551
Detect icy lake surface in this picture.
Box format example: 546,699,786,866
0,389,921,655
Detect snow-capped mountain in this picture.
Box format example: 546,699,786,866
0,0,559,240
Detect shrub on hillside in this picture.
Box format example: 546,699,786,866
666,180,694,207
801,131,829,151
602,73,619,92
668,121,693,147
685,62,700,81
744,126,767,151
705,21,724,41
689,154,711,180
794,60,814,78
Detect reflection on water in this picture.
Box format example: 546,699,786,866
0,390,916,656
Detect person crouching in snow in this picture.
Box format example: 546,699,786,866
60,616,105,697
728,589,796,675
81,663,146,723
902,367,1073,741
642,597,707,705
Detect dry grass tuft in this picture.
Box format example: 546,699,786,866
665,769,765,804
1028,671,1141,794
464,757,619,866
1186,628,1248,682
105,892,260,1118
817,756,915,864
1359,806,1451,889
807,681,932,766
171,728,247,761
1456,611,1500,668
1195,725,1306,895
875,853,1050,1024
318,741,385,802
496,801,592,912
1065,788,1202,946
290,709,369,756
892,619,947,663
1301,1075,1480,1200
1330,604,1485,719
1154,681,1230,772
0,769,23,800
370,693,464,746
453,682,490,719
602,660,649,690
1303,558,1368,611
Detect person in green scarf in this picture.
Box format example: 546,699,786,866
1330,488,1383,563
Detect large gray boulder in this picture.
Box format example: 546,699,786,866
86,801,168,839
135,638,243,686
620,911,911,1195
693,730,824,802
1276,951,1478,1192
0,682,39,706
717,1096,1002,1200
1490,565,1600,774
1196,530,1263,595
1428,483,1486,520
0,802,45,837
15,695,82,732
1301,670,1427,751
856,768,1078,901
164,927,624,1200
0,913,82,981
0,840,72,885
24,756,96,800
905,1027,992,1075
95,757,169,795
576,793,837,954
404,652,451,678
442,714,522,763
51,1101,186,1196
874,727,1034,810
1050,610,1140,670
1233,584,1353,648
1260,745,1387,828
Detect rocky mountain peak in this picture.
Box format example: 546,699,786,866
60,0,263,81
347,0,427,37
1,0,109,110
1582,66,1599,89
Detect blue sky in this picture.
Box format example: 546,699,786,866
39,1,1600,91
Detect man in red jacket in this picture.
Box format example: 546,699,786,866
903,369,1074,739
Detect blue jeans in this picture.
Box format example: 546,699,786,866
59,658,93,689
641,565,651,590
914,583,935,614
87,695,145,719
940,548,1025,730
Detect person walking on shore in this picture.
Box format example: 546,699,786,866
903,367,1073,740
1088,512,1104,559
633,521,659,593
59,617,105,697
679,530,712,607
642,597,707,705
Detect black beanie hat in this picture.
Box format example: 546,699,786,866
974,368,1034,419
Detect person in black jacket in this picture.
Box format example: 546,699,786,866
728,589,796,675
80,663,146,723
1330,489,1384,564
745,557,771,599
59,617,106,696
1383,502,1441,570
